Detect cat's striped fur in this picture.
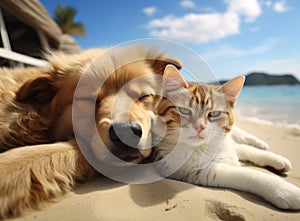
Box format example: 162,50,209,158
151,65,300,210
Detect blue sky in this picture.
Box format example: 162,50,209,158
41,0,300,80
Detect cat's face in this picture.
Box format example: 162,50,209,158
168,82,233,145
152,65,244,150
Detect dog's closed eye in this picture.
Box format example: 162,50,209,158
138,94,151,101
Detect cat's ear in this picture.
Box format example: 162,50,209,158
163,64,188,92
221,76,245,101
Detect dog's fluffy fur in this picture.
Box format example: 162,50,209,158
0,45,181,219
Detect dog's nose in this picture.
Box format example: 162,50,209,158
109,122,142,148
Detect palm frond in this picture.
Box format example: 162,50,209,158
54,5,86,36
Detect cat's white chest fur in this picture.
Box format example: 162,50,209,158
167,129,300,210
170,133,239,180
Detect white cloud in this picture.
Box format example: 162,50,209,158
261,0,273,7
273,0,290,12
180,0,196,9
253,59,299,71
146,0,262,43
203,39,278,59
148,12,240,43
227,0,262,22
142,7,157,16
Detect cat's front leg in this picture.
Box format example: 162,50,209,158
230,125,269,150
197,163,300,210
234,143,291,173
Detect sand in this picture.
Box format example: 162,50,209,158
12,119,300,221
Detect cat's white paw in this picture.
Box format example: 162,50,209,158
269,154,292,173
272,184,300,210
252,139,269,150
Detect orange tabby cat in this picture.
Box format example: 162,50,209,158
151,65,300,210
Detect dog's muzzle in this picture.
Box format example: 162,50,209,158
108,122,144,162
109,122,142,147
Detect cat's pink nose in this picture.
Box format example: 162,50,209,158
197,125,205,133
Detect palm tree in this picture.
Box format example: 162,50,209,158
54,5,85,36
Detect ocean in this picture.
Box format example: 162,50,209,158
235,85,300,129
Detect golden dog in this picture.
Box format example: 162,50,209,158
0,45,181,218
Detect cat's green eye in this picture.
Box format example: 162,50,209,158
178,107,192,115
208,111,222,118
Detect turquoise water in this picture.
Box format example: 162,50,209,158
235,85,300,128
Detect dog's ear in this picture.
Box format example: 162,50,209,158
148,56,183,76
16,77,56,105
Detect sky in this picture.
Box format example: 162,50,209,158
40,0,300,81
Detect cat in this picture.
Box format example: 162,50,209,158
151,64,300,210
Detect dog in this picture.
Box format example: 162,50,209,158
0,44,182,219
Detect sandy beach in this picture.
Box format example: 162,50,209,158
12,119,300,221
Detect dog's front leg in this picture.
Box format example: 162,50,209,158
0,140,95,219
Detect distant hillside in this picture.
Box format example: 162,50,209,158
244,73,299,86
215,73,300,86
